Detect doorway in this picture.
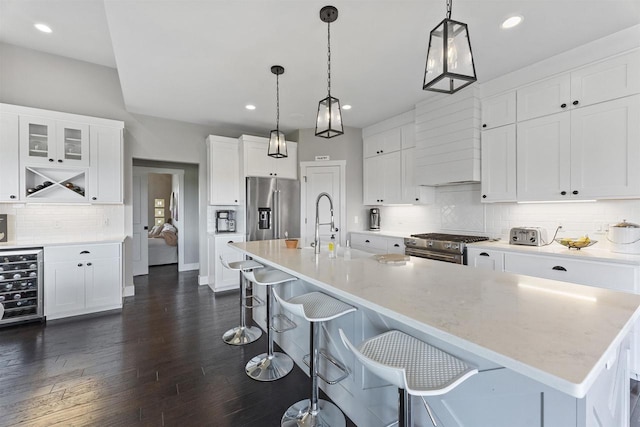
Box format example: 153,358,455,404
300,161,347,245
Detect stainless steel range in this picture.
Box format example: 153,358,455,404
404,233,489,264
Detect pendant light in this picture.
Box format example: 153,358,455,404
423,0,477,94
268,65,287,158
315,5,344,138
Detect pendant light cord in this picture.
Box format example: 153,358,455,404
327,20,331,97
276,72,280,132
446,0,452,19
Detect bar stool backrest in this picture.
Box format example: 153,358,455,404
272,290,307,319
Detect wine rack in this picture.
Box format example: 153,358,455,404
23,166,87,201
0,249,44,326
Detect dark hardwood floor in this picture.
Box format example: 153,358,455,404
0,265,356,427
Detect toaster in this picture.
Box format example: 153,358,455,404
510,227,547,246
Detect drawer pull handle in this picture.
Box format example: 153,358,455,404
77,263,83,267
552,266,567,271
365,240,370,243
86,262,92,266
479,252,489,257
80,251,90,254
228,241,234,244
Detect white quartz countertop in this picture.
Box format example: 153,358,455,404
231,239,640,399
349,230,411,239
469,240,640,265
0,237,125,250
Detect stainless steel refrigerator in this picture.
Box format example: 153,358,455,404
246,177,300,241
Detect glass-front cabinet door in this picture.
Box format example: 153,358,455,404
57,121,89,167
19,117,89,167
20,116,55,165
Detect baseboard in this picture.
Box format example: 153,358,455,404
198,275,209,286
213,283,240,293
124,285,135,297
180,262,199,272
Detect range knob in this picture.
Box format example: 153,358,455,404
451,243,459,250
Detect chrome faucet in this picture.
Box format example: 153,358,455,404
313,192,337,254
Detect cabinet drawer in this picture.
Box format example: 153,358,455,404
504,252,636,293
45,243,120,262
351,234,387,253
386,238,405,254
467,248,505,271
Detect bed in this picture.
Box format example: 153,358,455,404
148,223,178,266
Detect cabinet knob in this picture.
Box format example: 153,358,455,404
482,194,487,199
380,150,384,153
86,262,92,266
572,100,579,106
57,159,63,163
274,173,277,176
9,195,15,199
552,265,567,271
560,191,567,196
479,252,489,257
482,124,487,128
376,151,380,154
572,190,579,195
415,198,419,201
92,197,97,201
49,158,54,162
269,173,273,176
78,263,83,267
560,103,567,108
234,200,238,203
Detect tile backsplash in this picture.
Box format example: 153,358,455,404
0,204,125,243
380,183,640,247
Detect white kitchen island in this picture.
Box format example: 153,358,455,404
230,239,640,427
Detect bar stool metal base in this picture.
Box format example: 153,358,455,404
281,398,346,427
245,352,293,381
222,325,262,346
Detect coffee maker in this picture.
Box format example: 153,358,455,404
216,210,236,233
369,208,380,231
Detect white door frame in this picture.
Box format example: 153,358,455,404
300,160,347,245
132,166,186,272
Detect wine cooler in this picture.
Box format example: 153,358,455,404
0,248,44,326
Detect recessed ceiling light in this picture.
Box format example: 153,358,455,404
501,16,523,29
34,23,52,33
245,104,256,110
342,105,352,110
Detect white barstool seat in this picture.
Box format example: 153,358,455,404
220,256,264,346
339,329,477,427
275,291,356,427
243,268,298,382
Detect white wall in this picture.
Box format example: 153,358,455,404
0,42,246,287
292,126,366,233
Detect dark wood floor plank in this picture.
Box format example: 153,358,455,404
0,264,357,426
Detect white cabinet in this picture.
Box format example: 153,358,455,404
363,127,402,158
481,91,516,130
480,124,516,202
350,233,404,254
0,112,20,202
241,135,298,179
517,95,640,201
212,234,245,292
44,243,122,320
20,116,90,167
363,151,402,205
466,248,504,271
207,136,240,205
401,148,420,204
89,125,123,203
517,50,640,122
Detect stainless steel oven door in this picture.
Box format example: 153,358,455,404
405,246,463,264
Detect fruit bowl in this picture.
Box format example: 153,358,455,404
555,237,597,250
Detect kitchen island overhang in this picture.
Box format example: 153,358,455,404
230,239,640,426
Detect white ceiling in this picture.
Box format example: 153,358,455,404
1,1,639,135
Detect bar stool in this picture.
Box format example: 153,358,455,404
339,329,478,427
220,256,264,346
242,268,298,381
274,291,356,427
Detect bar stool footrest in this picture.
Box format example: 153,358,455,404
271,314,297,333
243,294,264,309
302,350,350,385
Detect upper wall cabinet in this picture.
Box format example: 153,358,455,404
20,116,90,167
363,127,401,158
240,135,298,180
517,50,640,122
0,103,124,204
481,91,516,130
207,135,240,205
481,124,517,202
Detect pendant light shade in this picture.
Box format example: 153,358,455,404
315,5,344,138
268,65,287,158
423,0,476,94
